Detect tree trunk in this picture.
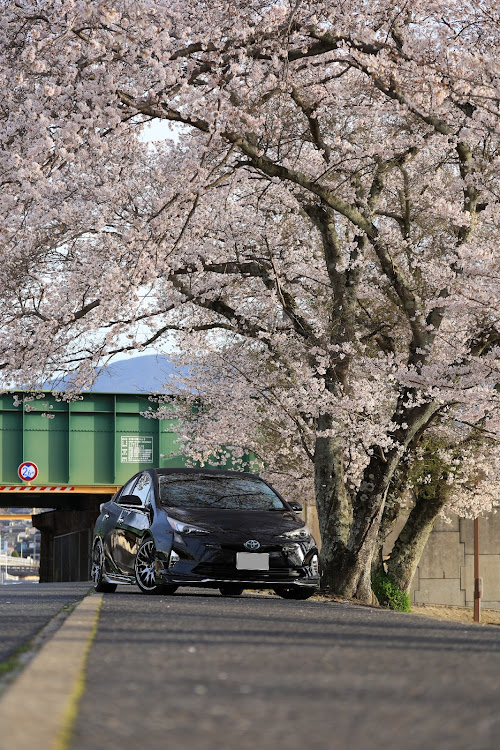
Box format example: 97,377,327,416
314,413,352,586
319,448,399,602
371,459,412,578
316,401,440,602
371,494,402,580
385,481,451,594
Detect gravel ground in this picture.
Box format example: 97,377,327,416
309,593,500,626
412,604,500,626
251,590,500,626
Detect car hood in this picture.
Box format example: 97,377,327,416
163,507,305,536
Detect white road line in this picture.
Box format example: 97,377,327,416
0,592,103,749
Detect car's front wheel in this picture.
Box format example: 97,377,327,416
273,586,315,600
219,585,245,597
91,538,117,593
135,538,177,595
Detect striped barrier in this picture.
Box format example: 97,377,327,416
0,485,119,494
0,486,75,492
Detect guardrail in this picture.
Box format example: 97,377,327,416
0,556,39,581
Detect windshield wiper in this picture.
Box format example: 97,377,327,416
217,492,263,501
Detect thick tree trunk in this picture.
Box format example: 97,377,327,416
316,401,440,602
385,481,451,594
314,413,352,584
318,445,399,602
314,424,352,542
332,459,397,602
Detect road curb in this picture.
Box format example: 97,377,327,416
0,592,103,750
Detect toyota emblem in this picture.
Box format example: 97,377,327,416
244,539,261,551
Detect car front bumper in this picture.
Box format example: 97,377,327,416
155,534,320,589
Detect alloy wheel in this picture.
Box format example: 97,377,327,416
135,539,158,592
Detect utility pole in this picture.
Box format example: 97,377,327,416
473,517,482,623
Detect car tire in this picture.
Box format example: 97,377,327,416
157,584,178,595
273,586,315,600
219,585,245,597
91,538,117,593
135,538,168,595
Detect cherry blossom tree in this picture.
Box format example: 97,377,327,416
1,1,499,601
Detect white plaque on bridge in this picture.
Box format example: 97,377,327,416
120,436,153,463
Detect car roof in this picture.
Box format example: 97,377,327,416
154,468,262,480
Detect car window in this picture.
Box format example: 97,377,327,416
158,474,286,510
133,473,153,506
116,476,138,505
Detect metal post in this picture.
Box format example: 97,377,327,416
474,517,481,623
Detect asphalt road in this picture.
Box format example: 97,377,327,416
69,587,500,750
0,582,92,662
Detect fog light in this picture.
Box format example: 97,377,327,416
284,544,305,565
168,550,180,569
309,554,319,577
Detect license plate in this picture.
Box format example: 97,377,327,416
236,552,270,570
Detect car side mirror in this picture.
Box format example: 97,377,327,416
288,501,303,512
120,494,143,507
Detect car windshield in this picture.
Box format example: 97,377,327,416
158,474,286,510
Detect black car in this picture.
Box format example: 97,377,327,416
91,468,320,599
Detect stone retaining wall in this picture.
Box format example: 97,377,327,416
407,514,500,609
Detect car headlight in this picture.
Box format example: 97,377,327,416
167,516,209,535
280,526,311,540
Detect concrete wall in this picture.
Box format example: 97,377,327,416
386,513,500,609
303,502,321,548
400,514,500,609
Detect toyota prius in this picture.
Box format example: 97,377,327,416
91,468,320,599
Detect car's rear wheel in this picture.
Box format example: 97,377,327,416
273,586,315,600
91,538,117,593
219,585,245,597
135,538,176,595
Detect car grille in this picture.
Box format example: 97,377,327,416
219,543,284,553
192,564,301,581
193,547,304,580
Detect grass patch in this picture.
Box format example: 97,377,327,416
0,641,33,677
372,573,411,612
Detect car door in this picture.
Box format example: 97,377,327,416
114,472,153,574
105,476,139,575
